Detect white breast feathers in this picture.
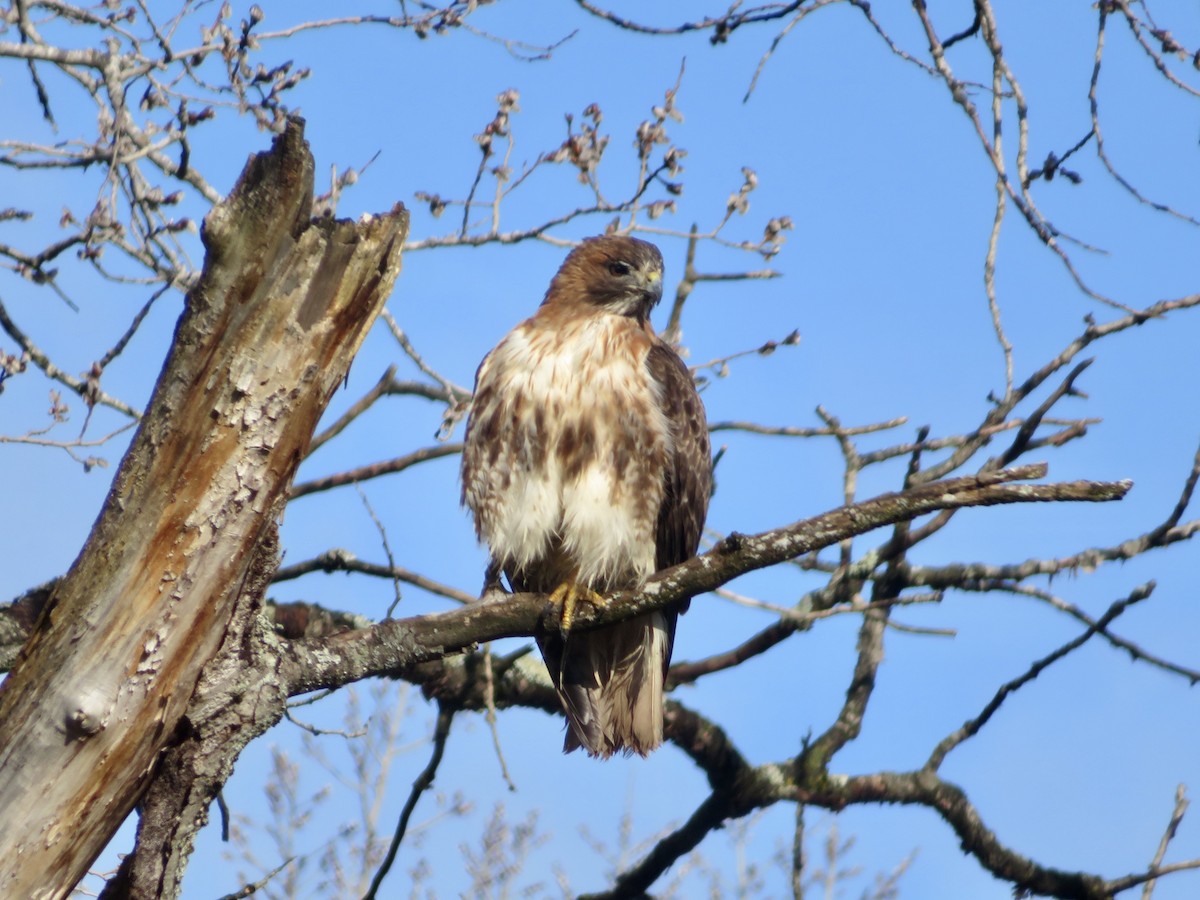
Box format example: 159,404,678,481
463,313,672,592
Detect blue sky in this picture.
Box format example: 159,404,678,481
4,1,1200,897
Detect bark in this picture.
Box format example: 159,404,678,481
282,464,1130,696
0,467,1130,897
0,117,408,900
102,527,290,900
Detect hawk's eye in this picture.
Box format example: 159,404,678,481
607,260,632,277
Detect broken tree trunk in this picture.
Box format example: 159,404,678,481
0,117,408,900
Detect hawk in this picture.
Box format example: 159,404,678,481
461,235,712,758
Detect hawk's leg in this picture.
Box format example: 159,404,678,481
548,581,606,635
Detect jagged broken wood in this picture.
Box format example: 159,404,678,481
0,118,408,900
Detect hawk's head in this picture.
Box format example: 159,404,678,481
544,235,664,321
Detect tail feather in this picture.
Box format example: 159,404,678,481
540,612,669,758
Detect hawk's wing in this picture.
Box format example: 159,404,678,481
647,342,711,573
645,341,711,676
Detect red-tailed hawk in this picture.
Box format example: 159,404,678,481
461,235,711,758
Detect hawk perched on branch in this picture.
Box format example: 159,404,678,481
461,235,712,758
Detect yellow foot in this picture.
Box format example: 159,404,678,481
548,581,606,634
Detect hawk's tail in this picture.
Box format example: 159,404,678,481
543,611,670,758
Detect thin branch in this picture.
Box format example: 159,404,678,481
96,283,173,371
1088,4,1200,225
910,0,1127,308
791,804,806,900
1108,860,1200,897
848,0,939,78
288,444,463,499
709,416,907,439
362,704,454,900
993,359,1093,469
379,309,471,402
1150,438,1200,540
663,224,699,346
914,293,1200,485
669,616,799,689
960,580,1200,685
803,600,888,768
0,294,142,419
942,8,981,50
744,3,836,103
924,582,1154,771
815,404,860,574
691,329,800,379
214,855,296,900
905,507,1200,611
1113,2,1200,99
572,0,805,40
856,417,1095,468
354,488,403,619
1140,785,1190,900
271,550,475,606
308,366,397,455
983,38,1015,398
578,790,742,900
0,420,136,456
481,645,518,792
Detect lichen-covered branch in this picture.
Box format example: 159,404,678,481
284,464,1129,695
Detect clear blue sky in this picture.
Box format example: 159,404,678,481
3,1,1200,897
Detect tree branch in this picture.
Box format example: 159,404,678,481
284,464,1130,696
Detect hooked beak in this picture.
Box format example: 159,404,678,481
641,268,663,308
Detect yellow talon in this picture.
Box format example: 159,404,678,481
549,581,606,634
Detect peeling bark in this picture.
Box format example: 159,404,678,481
0,118,408,900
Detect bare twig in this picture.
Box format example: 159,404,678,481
1140,785,1190,900
481,645,518,792
362,703,454,900
354,488,403,619
0,295,142,419
924,582,1155,771
379,309,470,402
288,444,463,499
309,366,397,454
271,550,475,606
